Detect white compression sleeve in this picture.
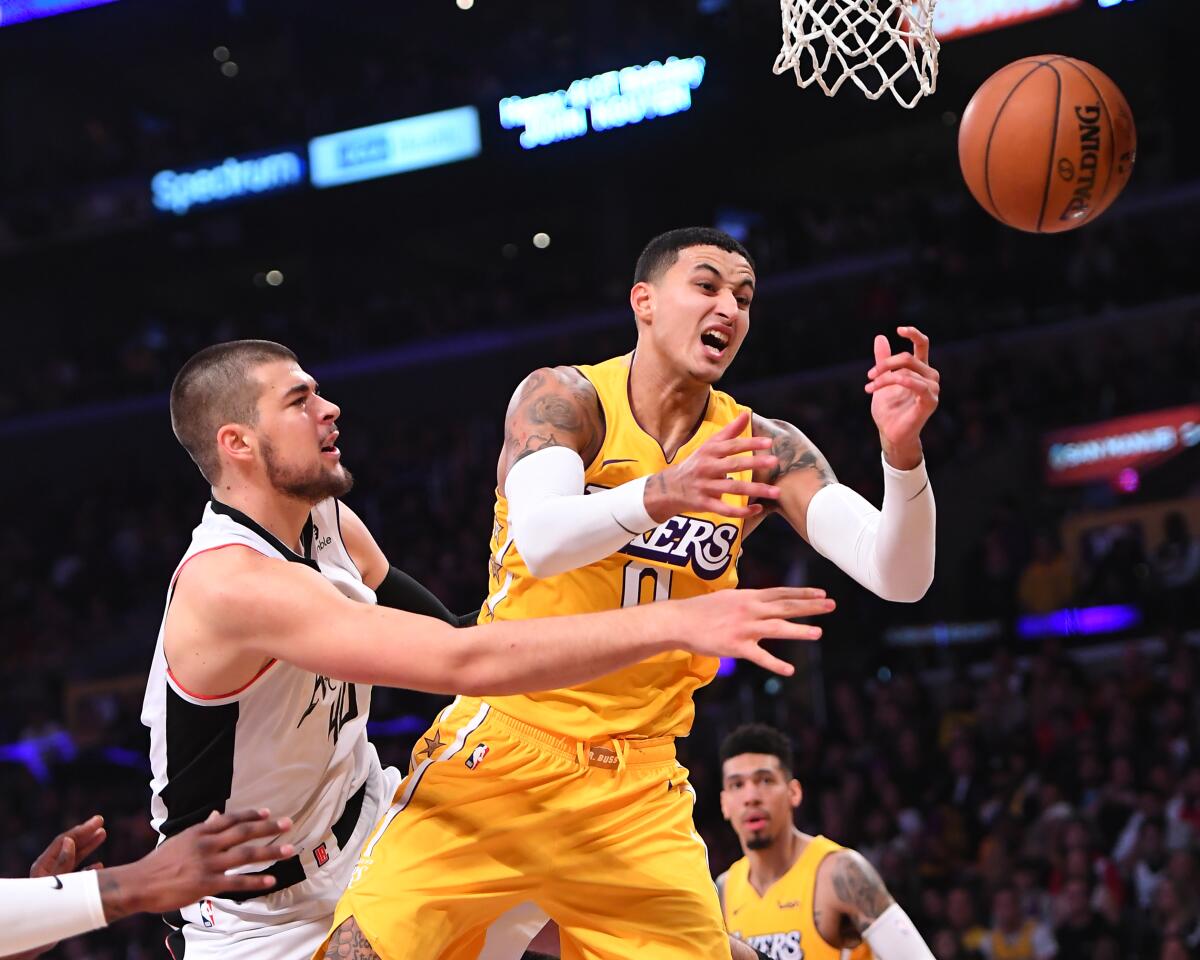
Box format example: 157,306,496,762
504,446,658,579
862,903,936,960
0,870,107,954
804,453,935,603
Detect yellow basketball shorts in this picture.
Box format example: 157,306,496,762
321,695,729,960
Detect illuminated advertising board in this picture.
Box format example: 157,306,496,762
0,0,117,27
499,55,706,150
934,0,1083,39
308,106,481,189
1043,405,1200,486
151,150,305,216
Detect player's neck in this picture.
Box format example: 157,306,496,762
628,350,709,458
745,828,810,896
211,483,313,555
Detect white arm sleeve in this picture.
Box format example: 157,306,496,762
863,903,936,960
504,446,658,579
804,453,935,603
0,870,107,954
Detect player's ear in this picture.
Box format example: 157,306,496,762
630,281,655,327
789,778,802,810
217,423,256,465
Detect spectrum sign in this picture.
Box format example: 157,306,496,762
934,0,1083,39
1043,405,1200,486
307,106,481,188
151,150,305,216
499,55,706,150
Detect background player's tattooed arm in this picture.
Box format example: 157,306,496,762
822,849,896,946
497,366,605,488
745,414,837,540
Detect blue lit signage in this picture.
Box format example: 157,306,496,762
499,55,706,150
151,150,305,216
307,106,481,189
0,0,118,28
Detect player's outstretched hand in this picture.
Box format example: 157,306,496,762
98,809,294,922
30,814,108,880
644,411,781,522
677,587,834,675
865,327,940,466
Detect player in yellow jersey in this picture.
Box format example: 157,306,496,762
718,724,936,960
323,226,939,960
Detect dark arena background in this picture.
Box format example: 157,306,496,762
2,0,1199,957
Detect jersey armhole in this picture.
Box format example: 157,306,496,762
570,365,608,474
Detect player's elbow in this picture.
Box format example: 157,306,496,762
875,569,933,603
512,531,567,580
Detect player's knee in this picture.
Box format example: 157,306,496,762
323,915,382,959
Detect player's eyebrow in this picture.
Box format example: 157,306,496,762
282,380,315,401
693,262,755,291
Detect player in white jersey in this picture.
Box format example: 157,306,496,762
144,339,837,959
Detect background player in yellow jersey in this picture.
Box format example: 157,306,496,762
718,724,936,960
324,227,938,959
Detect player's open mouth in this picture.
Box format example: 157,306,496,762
700,327,730,359
320,431,340,458
744,814,768,830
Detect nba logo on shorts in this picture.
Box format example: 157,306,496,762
465,743,490,770
199,898,216,928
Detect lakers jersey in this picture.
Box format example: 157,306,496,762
723,836,873,960
480,353,752,740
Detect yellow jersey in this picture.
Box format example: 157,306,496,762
722,836,873,960
479,353,752,740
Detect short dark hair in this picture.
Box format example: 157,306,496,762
170,339,297,484
633,226,755,285
720,723,795,776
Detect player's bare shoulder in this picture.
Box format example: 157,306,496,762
498,366,605,486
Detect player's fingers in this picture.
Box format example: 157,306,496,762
868,353,939,383
873,334,891,367
754,586,828,602
202,808,273,834
713,453,778,475
739,643,796,677
706,411,750,442
73,826,108,864
763,620,825,641
705,500,764,519
55,836,76,869
763,597,836,620
715,480,781,501
210,841,296,872
211,817,294,850
864,370,934,395
212,872,279,893
704,436,774,460
900,325,930,363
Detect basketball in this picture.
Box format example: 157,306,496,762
958,56,1137,234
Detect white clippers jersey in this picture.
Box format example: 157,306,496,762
141,498,379,911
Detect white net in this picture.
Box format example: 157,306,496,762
773,0,940,109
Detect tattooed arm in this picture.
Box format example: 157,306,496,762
748,412,934,603
496,366,605,490
816,850,935,959
746,415,837,541
825,850,895,940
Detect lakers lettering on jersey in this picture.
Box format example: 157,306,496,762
480,353,753,740
723,836,873,960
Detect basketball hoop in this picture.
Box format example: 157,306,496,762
773,0,940,109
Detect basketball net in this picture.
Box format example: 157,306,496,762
773,0,940,109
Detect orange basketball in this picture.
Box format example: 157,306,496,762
958,56,1137,234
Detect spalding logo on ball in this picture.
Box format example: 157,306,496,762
958,56,1137,234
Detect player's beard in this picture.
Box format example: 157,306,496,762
745,832,775,851
261,436,354,503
